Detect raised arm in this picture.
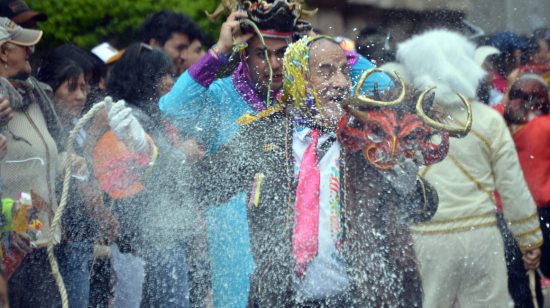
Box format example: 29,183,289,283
159,11,253,150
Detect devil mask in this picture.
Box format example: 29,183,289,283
337,69,473,170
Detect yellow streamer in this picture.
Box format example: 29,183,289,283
237,105,284,125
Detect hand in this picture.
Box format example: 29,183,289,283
0,133,7,160
11,232,32,255
179,139,205,164
71,154,89,180
383,158,420,196
523,248,542,272
106,98,148,154
0,94,13,125
216,11,254,57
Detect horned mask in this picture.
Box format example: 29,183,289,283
337,68,472,170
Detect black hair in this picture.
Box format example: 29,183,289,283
492,50,520,78
105,43,171,113
88,52,111,80
356,28,396,65
476,80,490,105
521,28,550,65
36,57,83,93
43,45,103,115
312,28,325,35
139,9,205,46
45,45,101,86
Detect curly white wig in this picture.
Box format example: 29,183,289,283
396,29,486,107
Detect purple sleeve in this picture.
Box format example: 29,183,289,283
188,51,223,88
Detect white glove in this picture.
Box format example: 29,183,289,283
383,158,421,196
105,97,148,154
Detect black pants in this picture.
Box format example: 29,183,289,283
498,211,545,308
89,259,111,308
536,208,550,307
538,208,550,277
8,247,62,308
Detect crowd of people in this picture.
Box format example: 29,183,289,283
0,0,548,308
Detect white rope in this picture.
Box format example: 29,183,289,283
47,101,106,308
531,269,540,308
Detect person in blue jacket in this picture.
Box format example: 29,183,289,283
159,7,392,308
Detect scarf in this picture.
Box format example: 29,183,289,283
4,77,66,152
9,78,34,109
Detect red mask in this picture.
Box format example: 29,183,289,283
337,109,450,170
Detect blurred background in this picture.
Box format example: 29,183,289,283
309,0,550,41
25,0,222,56
25,0,550,57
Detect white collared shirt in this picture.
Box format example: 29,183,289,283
292,125,350,301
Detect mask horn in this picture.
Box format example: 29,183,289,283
415,87,472,138
341,68,406,110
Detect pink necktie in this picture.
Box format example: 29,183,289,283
293,129,321,276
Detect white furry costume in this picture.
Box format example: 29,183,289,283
397,29,543,307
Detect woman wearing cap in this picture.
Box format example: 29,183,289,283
0,18,87,308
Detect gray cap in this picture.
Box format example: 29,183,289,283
0,17,41,46
0,27,9,45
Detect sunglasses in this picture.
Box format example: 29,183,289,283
509,89,548,101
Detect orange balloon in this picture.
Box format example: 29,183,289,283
93,130,153,199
